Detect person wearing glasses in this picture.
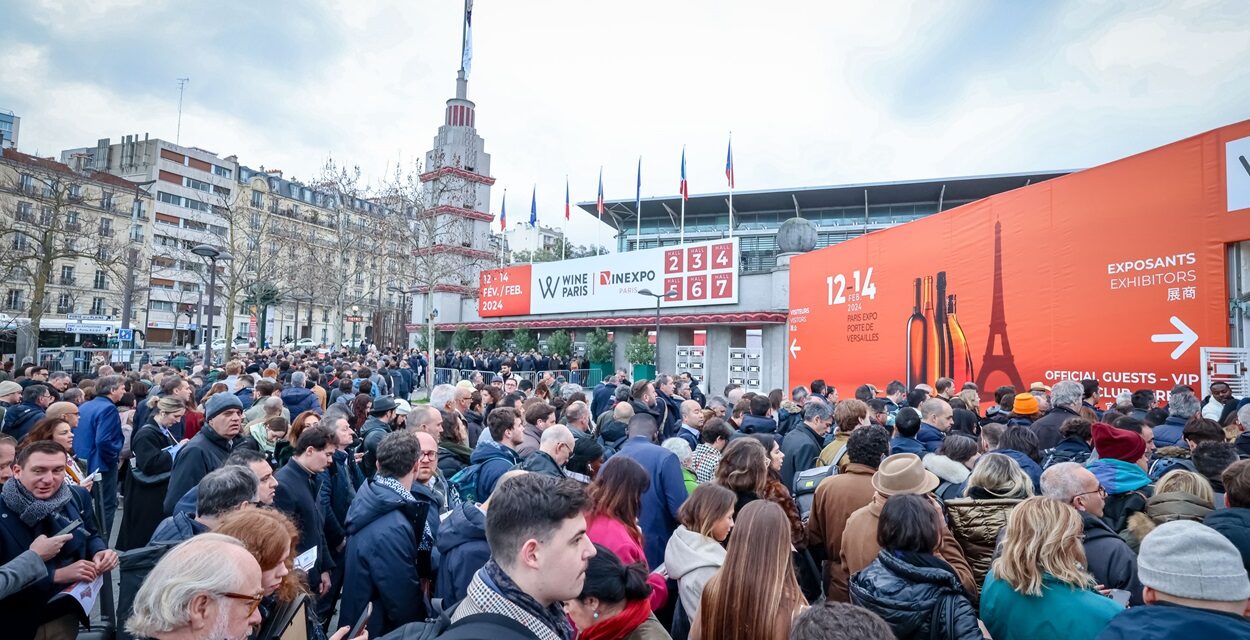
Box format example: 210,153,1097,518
125,533,267,640
1041,461,1145,605
517,424,575,479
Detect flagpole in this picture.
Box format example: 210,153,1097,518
635,157,642,252
679,145,686,245
563,175,568,261
727,132,734,240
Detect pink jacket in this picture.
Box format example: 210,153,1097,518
586,514,670,611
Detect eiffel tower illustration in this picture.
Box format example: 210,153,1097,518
975,221,1024,392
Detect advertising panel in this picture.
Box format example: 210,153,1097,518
789,120,1250,402
479,238,739,316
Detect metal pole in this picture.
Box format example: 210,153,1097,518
203,257,216,366
654,296,661,353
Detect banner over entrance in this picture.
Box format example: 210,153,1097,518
480,238,739,316
789,120,1250,402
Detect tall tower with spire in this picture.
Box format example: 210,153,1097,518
418,0,495,296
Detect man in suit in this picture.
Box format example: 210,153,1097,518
614,413,688,567
274,424,337,597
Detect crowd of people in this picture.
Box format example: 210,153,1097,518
1,348,1249,639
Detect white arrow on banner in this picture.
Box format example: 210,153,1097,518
1151,316,1199,360
789,338,802,360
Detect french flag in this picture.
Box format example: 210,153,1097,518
680,146,688,201
596,168,604,218
725,136,735,188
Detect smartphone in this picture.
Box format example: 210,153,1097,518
349,603,371,638
55,519,83,536
1107,589,1131,606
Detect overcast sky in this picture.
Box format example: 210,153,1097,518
3,1,1249,247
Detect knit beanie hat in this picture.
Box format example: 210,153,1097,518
1091,421,1146,462
204,392,244,422
1012,393,1039,414
1137,520,1250,601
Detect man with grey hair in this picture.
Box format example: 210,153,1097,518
518,424,575,478
706,395,729,419
1029,379,1083,450
151,465,259,544
126,533,264,640
280,370,321,417
1041,462,1143,604
429,383,458,414
1158,389,1201,449
77,373,127,532
563,400,591,438
780,398,833,488
560,383,583,401
406,404,443,440
46,370,72,399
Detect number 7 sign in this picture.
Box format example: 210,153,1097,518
710,272,733,299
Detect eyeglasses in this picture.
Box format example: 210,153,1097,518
219,591,265,616
419,450,438,460
1074,486,1106,500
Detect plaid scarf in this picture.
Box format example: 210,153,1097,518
374,475,433,552
2,477,73,527
466,560,573,640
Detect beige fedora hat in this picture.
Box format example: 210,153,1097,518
872,453,941,496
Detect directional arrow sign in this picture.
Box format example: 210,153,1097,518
1151,316,1199,360
789,338,802,360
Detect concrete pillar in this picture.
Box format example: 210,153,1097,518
705,325,734,399
613,328,631,369
762,323,788,393
656,327,684,374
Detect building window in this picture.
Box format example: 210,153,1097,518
4,290,21,310
68,184,81,200
93,270,108,290
183,176,212,192
150,300,175,312
65,210,80,230
60,266,74,285
96,244,110,261
56,294,73,314
213,165,232,178
39,207,52,225
132,199,145,219
101,191,113,210
250,191,263,208
90,297,105,315
15,202,33,222
250,212,261,229
18,174,34,194
99,217,113,236
11,233,28,250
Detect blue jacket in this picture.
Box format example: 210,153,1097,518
916,423,945,453
676,425,700,452
281,386,322,417
590,383,617,420
273,459,332,578
1096,601,1250,639
76,396,124,471
340,478,440,636
0,485,107,640
999,448,1043,494
890,436,927,457
434,502,490,606
235,388,254,410
617,435,689,568
1204,507,1250,573
0,401,44,442
149,511,209,544
739,414,777,434
1153,415,1187,449
470,439,519,501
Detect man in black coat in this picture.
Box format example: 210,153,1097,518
163,393,243,515
1,384,53,442
274,424,337,597
780,399,832,489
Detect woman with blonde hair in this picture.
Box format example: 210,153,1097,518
692,500,807,640
980,496,1123,640
944,452,1034,586
117,396,187,550
1121,469,1214,552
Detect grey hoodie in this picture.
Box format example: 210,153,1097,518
663,525,726,617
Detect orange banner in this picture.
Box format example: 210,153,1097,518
789,119,1250,403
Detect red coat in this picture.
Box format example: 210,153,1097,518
586,514,670,611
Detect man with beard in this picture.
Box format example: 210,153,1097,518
359,396,400,479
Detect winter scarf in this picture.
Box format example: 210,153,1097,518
248,422,276,455
577,597,652,640
374,475,417,503
2,477,73,527
1086,458,1152,494
483,559,574,640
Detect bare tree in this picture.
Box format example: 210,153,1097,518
0,152,149,362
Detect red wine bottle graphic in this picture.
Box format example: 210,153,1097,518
906,277,927,388
936,272,949,380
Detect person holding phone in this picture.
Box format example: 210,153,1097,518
0,532,73,599
980,497,1123,640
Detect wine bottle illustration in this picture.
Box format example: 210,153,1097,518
935,272,949,380
947,293,975,382
906,277,927,388
923,275,939,385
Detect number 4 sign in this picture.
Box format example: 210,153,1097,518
711,243,734,269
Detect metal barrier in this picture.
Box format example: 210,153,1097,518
36,348,172,373
429,367,607,388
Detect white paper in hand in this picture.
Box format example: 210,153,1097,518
49,574,104,619
294,547,317,572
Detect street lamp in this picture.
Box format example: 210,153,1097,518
637,288,679,359
388,285,419,348
351,304,360,348
191,244,232,367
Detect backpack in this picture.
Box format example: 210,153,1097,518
1040,446,1091,470
792,464,836,522
378,599,541,640
115,542,179,640
447,464,483,508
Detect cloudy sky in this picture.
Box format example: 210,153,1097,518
3,1,1249,246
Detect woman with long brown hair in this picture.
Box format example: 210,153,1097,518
586,456,668,610
692,500,807,640
980,496,1123,640
275,410,322,469
665,483,734,633
713,437,768,517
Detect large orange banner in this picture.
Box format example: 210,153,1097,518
789,119,1250,403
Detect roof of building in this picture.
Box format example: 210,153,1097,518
577,170,1072,231
2,147,149,193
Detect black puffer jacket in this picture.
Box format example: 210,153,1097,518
850,550,982,640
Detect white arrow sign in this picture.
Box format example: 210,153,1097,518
1151,316,1199,360
789,338,802,360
